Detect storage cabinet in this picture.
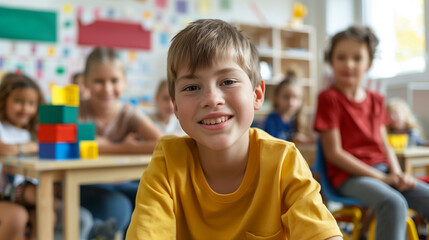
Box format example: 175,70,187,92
234,23,317,121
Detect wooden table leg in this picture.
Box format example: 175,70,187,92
63,170,80,240
405,159,414,176
37,172,54,240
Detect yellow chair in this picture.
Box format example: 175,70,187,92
367,215,419,240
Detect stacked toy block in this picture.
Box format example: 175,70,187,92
37,84,98,160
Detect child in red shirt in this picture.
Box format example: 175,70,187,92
314,25,429,240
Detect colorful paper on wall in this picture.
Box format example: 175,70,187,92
77,19,151,50
156,0,168,9
0,7,57,42
220,0,230,10
159,32,169,46
198,0,211,14
176,0,188,14
63,4,73,13
143,11,152,19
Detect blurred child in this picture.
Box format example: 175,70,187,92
126,19,342,240
263,70,315,144
79,47,162,238
386,97,428,146
71,72,90,101
0,73,43,239
0,73,94,240
0,73,42,156
149,80,185,136
314,25,429,240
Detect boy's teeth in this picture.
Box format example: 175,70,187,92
202,116,228,125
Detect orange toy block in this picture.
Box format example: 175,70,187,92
38,124,77,143
80,141,99,160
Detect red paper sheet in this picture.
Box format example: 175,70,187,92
78,19,151,50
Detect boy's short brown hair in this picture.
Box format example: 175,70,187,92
167,19,261,100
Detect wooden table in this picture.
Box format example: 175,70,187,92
395,147,429,177
0,155,152,240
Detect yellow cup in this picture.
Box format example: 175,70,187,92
387,134,408,150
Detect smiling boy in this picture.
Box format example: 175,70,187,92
126,19,342,240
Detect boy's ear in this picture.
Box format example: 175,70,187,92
253,80,265,110
172,97,178,116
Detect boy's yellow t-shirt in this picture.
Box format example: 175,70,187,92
126,128,341,240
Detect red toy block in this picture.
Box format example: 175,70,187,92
38,124,77,143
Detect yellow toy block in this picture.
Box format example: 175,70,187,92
64,84,79,106
51,85,65,105
50,84,80,107
80,141,98,160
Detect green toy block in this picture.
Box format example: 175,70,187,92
39,105,78,124
77,122,96,141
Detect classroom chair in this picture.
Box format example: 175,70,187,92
312,139,419,240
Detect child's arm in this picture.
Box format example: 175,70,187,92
380,126,402,174
320,129,399,185
96,134,159,154
136,114,163,140
380,126,417,191
0,141,38,156
126,144,175,239
97,114,163,154
321,130,386,178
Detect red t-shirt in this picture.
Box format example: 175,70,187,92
313,87,390,188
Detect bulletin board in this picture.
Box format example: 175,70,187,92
0,0,280,106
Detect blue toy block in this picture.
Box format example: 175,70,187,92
39,143,79,160
39,105,78,124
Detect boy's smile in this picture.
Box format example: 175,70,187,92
173,57,264,152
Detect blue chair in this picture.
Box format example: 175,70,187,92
312,139,418,240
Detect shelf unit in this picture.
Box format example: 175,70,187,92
234,23,317,120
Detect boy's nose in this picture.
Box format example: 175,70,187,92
201,87,225,108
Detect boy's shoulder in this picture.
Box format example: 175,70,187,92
250,128,304,172
250,128,296,151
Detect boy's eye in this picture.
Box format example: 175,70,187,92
354,56,362,62
221,79,235,86
183,85,199,91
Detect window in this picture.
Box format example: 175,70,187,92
363,0,426,78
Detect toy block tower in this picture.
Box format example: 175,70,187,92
38,84,98,160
